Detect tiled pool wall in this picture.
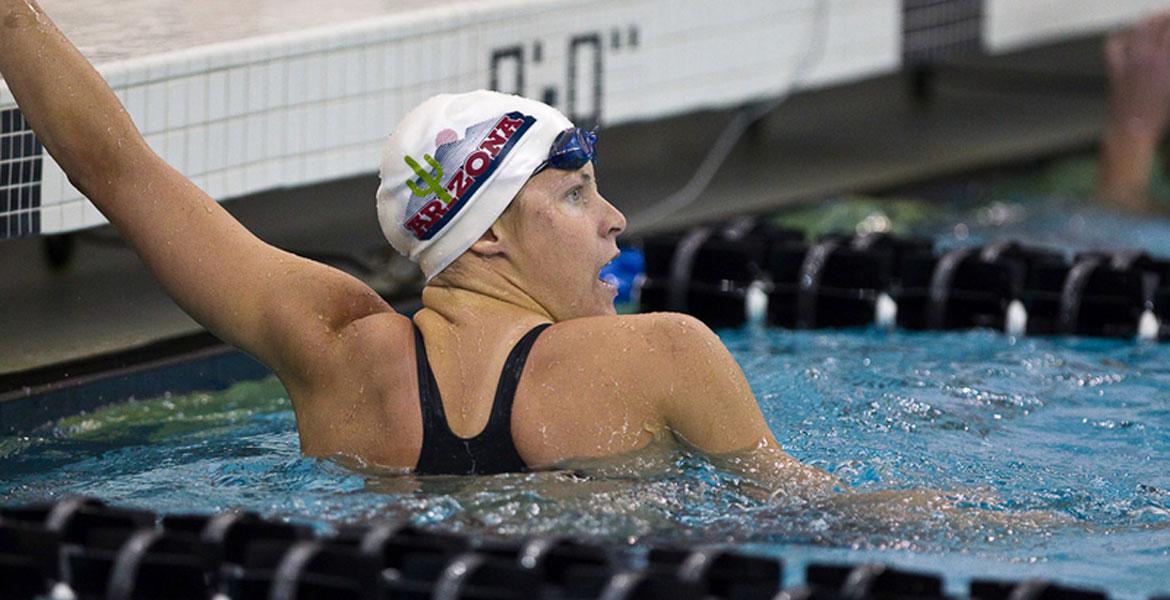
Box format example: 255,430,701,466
0,0,1161,240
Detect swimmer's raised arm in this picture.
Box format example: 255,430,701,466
0,1,391,391
644,313,836,493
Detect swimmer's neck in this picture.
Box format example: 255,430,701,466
419,275,555,327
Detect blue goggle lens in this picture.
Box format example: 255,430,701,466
535,128,597,174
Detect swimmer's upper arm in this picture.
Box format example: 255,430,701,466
0,3,392,390
641,313,778,453
636,313,836,492
89,154,393,390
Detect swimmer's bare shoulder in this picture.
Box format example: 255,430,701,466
518,313,834,490
520,312,779,456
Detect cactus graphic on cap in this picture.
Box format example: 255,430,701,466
404,153,453,205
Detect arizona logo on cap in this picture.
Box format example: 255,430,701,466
401,111,535,240
377,90,574,280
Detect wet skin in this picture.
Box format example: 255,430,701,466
292,162,832,490
0,0,831,490
1,2,1082,536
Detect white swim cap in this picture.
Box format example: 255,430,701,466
376,90,574,280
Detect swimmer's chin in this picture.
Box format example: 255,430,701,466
564,300,618,320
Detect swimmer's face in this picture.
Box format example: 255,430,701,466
501,162,626,320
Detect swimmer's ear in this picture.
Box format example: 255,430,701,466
469,195,520,257
468,223,507,257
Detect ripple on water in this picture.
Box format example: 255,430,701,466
3,257,1170,596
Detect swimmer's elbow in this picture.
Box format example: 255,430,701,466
66,169,110,206
56,125,153,202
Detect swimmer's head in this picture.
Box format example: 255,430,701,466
377,90,576,280
462,160,626,319
377,90,626,319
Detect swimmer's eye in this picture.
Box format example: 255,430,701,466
565,186,584,204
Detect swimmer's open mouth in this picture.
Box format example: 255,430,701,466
597,255,620,292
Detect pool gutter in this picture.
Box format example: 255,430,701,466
0,297,421,435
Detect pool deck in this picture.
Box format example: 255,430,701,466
35,0,447,66
0,36,1111,380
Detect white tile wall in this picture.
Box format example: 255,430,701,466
144,133,165,161
245,115,266,165
284,155,306,186
8,0,1169,236
225,166,245,198
60,201,85,231
324,100,344,150
245,163,267,192
325,51,345,99
187,125,208,176
188,76,209,126
287,57,308,105
364,46,385,94
144,82,168,135
124,86,148,131
343,48,364,97
207,71,228,122
383,42,400,94
81,197,104,227
166,79,189,131
305,104,326,154
163,130,186,173
226,117,246,168
39,203,61,232
190,174,208,194
264,159,283,190
227,67,248,118
265,111,285,161
304,55,326,103
342,98,363,147
265,63,285,111
247,65,267,115
207,122,228,173
204,172,225,200
286,107,306,156
324,149,346,179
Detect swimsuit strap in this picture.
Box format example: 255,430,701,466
412,324,446,435
483,322,552,439
412,322,552,475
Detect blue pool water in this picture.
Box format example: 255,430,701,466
3,198,1170,597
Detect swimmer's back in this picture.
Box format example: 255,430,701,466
289,310,774,471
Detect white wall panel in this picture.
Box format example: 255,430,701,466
2,0,1168,237
987,0,1170,52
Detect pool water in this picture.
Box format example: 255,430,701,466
3,196,1170,598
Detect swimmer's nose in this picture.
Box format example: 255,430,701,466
602,196,626,239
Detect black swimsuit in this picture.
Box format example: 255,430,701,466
412,322,551,475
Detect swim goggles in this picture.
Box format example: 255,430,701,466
533,127,597,175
